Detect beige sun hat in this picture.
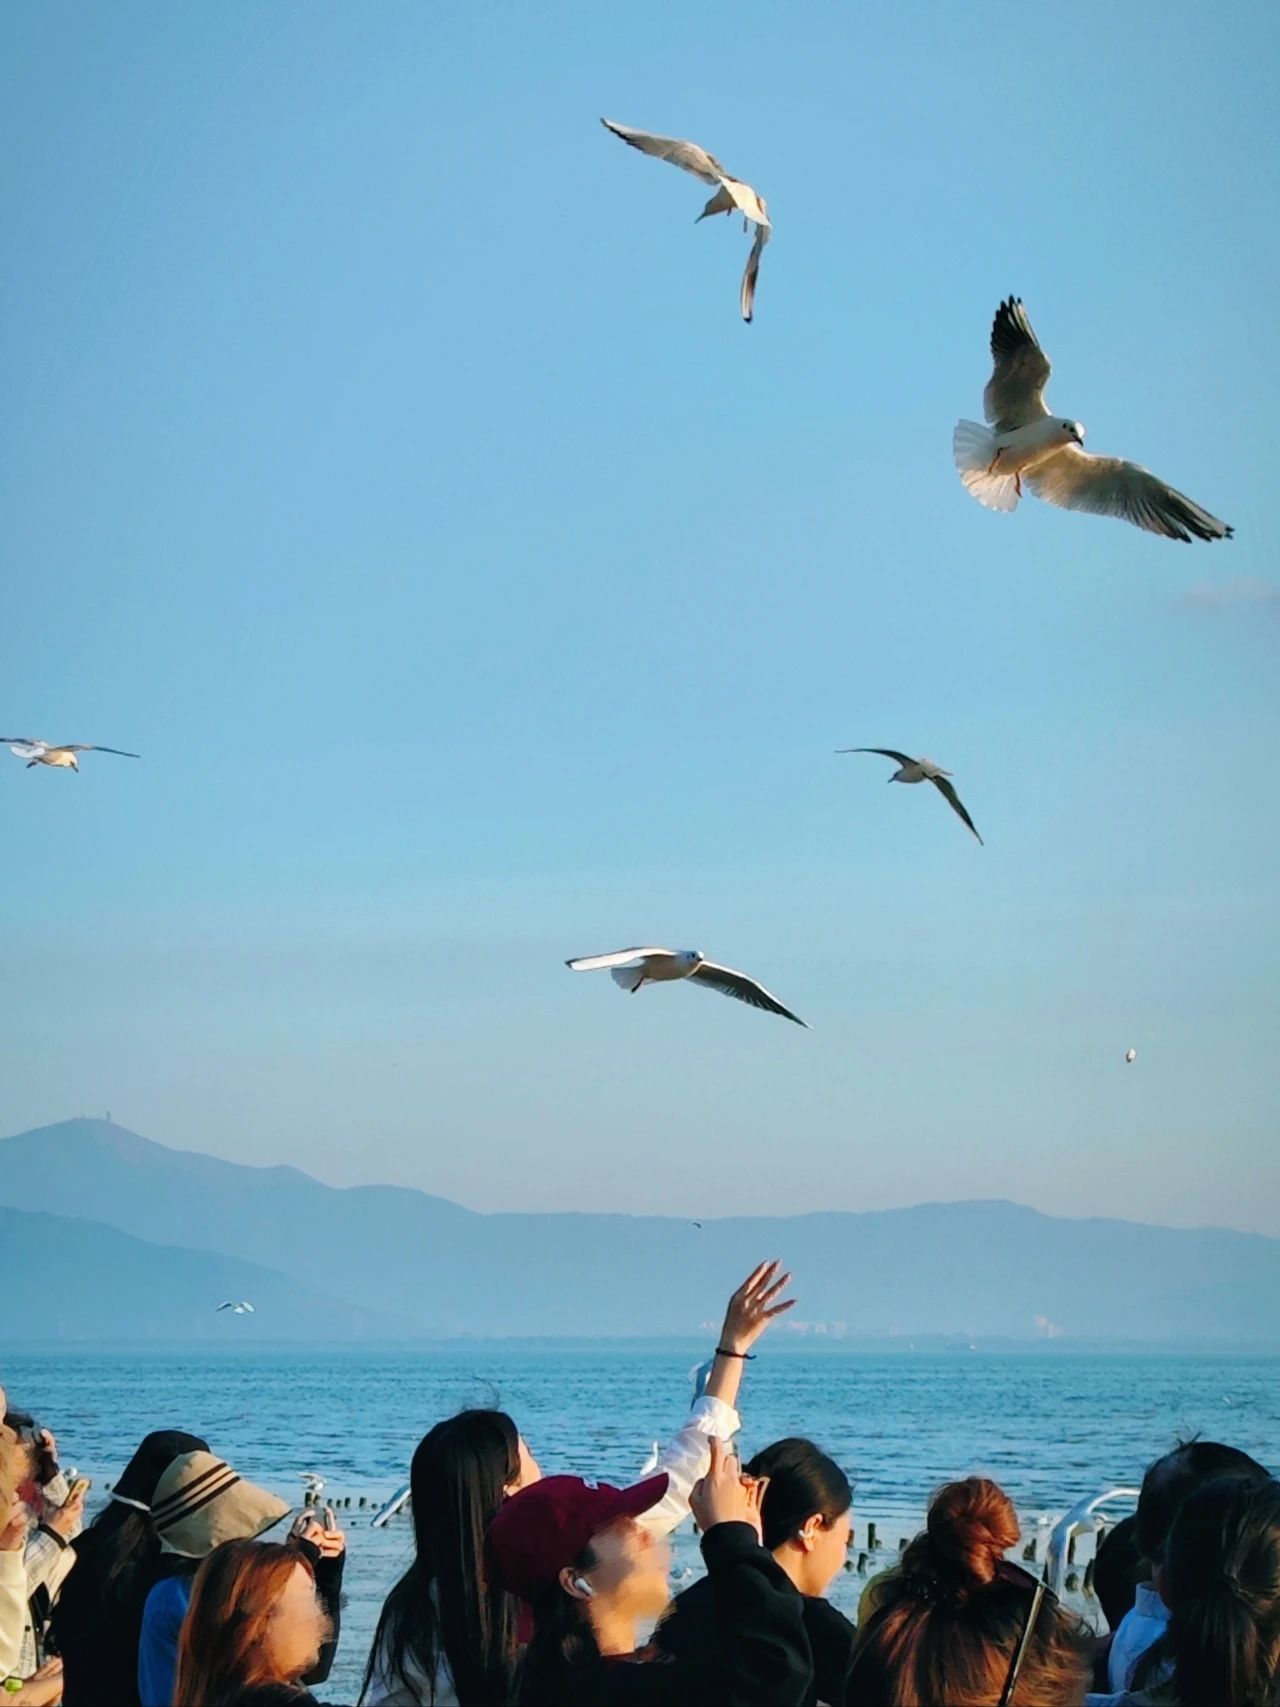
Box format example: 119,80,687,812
151,1450,290,1557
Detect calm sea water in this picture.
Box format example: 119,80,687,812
4,1345,1276,1702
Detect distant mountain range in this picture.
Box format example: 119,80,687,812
1,1118,1277,1343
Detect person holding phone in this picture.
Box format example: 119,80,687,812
361,1261,795,1707
489,1437,813,1706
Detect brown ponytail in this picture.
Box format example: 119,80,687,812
846,1478,1090,1707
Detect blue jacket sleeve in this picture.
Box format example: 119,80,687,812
137,1575,190,1707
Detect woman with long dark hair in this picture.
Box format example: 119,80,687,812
845,1478,1091,1707
361,1259,794,1706
1103,1473,1280,1706
361,1411,521,1706
655,1437,855,1706
48,1428,207,1707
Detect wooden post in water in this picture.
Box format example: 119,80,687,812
867,1522,878,1551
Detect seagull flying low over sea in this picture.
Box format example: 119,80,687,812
600,118,771,323
837,749,983,844
566,947,807,1026
1125,1048,1137,1064
216,1300,255,1315
3,738,140,772
953,297,1233,542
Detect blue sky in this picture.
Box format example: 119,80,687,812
2,2,1277,1234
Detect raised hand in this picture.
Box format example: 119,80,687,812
719,1259,795,1355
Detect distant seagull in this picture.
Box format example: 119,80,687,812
298,1472,326,1495
1125,1048,1137,1064
216,1300,255,1314
639,1441,661,1476
953,297,1233,542
837,748,983,845
600,118,771,322
566,947,806,1026
3,738,140,772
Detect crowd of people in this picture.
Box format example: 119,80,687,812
2,1265,1277,1706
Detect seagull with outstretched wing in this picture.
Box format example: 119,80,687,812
838,748,983,845
566,946,806,1026
600,118,771,322
4,738,140,772
953,296,1233,542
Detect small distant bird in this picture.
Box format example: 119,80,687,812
4,738,140,772
954,297,1232,542
298,1472,326,1505
837,749,983,844
566,947,806,1026
216,1300,255,1315
1125,1048,1137,1064
600,119,771,322
691,1221,703,1230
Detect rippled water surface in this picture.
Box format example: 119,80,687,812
7,1345,1276,1701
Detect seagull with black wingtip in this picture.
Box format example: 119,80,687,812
4,736,140,772
838,748,984,844
566,947,806,1026
953,296,1233,542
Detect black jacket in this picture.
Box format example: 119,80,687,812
522,1521,813,1706
656,1569,855,1707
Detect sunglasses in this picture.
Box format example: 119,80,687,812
996,1578,1046,1707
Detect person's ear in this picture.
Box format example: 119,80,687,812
798,1514,824,1553
560,1566,594,1601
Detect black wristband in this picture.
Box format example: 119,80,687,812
715,1347,755,1360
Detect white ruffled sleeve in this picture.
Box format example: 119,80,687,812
637,1394,741,1538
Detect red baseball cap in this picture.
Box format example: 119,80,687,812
487,1472,670,1600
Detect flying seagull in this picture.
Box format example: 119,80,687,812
4,738,140,772
216,1300,255,1314
600,118,771,322
566,947,806,1026
953,297,1233,542
1125,1048,1137,1064
837,749,983,845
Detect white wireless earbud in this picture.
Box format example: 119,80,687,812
573,1576,594,1598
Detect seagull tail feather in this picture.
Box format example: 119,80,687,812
953,419,1020,513
610,964,646,993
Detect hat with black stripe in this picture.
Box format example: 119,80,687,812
151,1450,290,1557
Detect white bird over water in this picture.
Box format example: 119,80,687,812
600,119,771,323
566,947,806,1026
216,1300,255,1314
837,748,983,845
1125,1048,1137,1064
3,737,140,772
953,297,1233,542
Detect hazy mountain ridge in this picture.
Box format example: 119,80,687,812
1,1119,1276,1341
0,1201,414,1341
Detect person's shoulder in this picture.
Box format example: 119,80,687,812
802,1594,855,1635
142,1570,191,1618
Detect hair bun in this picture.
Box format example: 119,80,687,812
925,1478,1020,1586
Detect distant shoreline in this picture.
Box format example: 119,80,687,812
5,1336,1279,1356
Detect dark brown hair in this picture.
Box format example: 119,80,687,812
846,1478,1091,1706
173,1538,316,1706
1162,1474,1280,1707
